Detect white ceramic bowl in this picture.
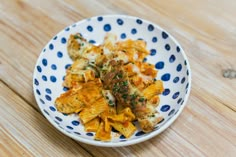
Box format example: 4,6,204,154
33,15,191,147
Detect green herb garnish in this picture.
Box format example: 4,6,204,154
138,97,145,102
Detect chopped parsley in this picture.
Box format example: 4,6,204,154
122,94,128,99
74,35,79,39
138,97,145,102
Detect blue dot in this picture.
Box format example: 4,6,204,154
40,99,45,104
36,89,41,95
42,59,47,66
49,44,54,50
136,19,143,24
187,70,189,76
61,37,67,44
176,64,182,72
34,79,39,86
177,98,182,104
173,77,179,83
155,61,164,69
181,100,184,105
120,33,126,39
74,132,81,135
51,64,57,70
120,135,126,139
63,87,69,91
45,95,52,101
186,83,189,89
49,106,56,111
43,48,46,52
162,31,169,39
45,88,51,94
50,76,57,82
37,66,42,72
57,51,63,58
165,44,171,51
72,23,76,27
160,105,170,112
117,19,124,25
148,24,154,31
86,132,94,136
65,64,71,69
87,25,93,32
54,120,59,125
157,118,164,124
143,57,147,62
150,49,157,56
72,120,80,126
152,37,157,43
65,27,70,31
137,38,143,41
44,109,49,115
42,75,47,81
162,88,170,96
131,28,137,34
172,92,180,99
135,131,145,136
161,73,171,81
154,126,160,130
176,46,180,52
169,55,176,63
55,116,62,122
53,36,57,40
97,16,103,21
104,24,111,32
168,109,175,116
181,77,186,84
184,60,187,65
66,126,73,130
89,40,96,44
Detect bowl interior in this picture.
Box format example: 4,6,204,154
33,15,191,147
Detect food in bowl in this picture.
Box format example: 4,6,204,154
55,33,164,141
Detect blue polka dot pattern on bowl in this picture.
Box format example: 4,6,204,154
104,24,111,32
155,61,164,69
33,15,191,147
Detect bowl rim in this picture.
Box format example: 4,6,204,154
33,14,192,147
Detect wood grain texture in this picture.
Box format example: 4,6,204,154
0,0,236,157
0,81,92,157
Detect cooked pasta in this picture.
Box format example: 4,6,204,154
55,33,164,141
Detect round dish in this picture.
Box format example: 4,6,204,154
33,15,191,147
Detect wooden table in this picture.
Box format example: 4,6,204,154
1,0,235,156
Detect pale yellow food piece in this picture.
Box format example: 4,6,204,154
95,121,111,141
84,117,100,132
79,97,109,124
148,95,160,107
110,121,136,138
55,88,84,114
77,79,103,106
108,107,135,123
100,106,116,132
116,102,125,114
138,114,163,133
116,39,149,62
142,80,164,100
